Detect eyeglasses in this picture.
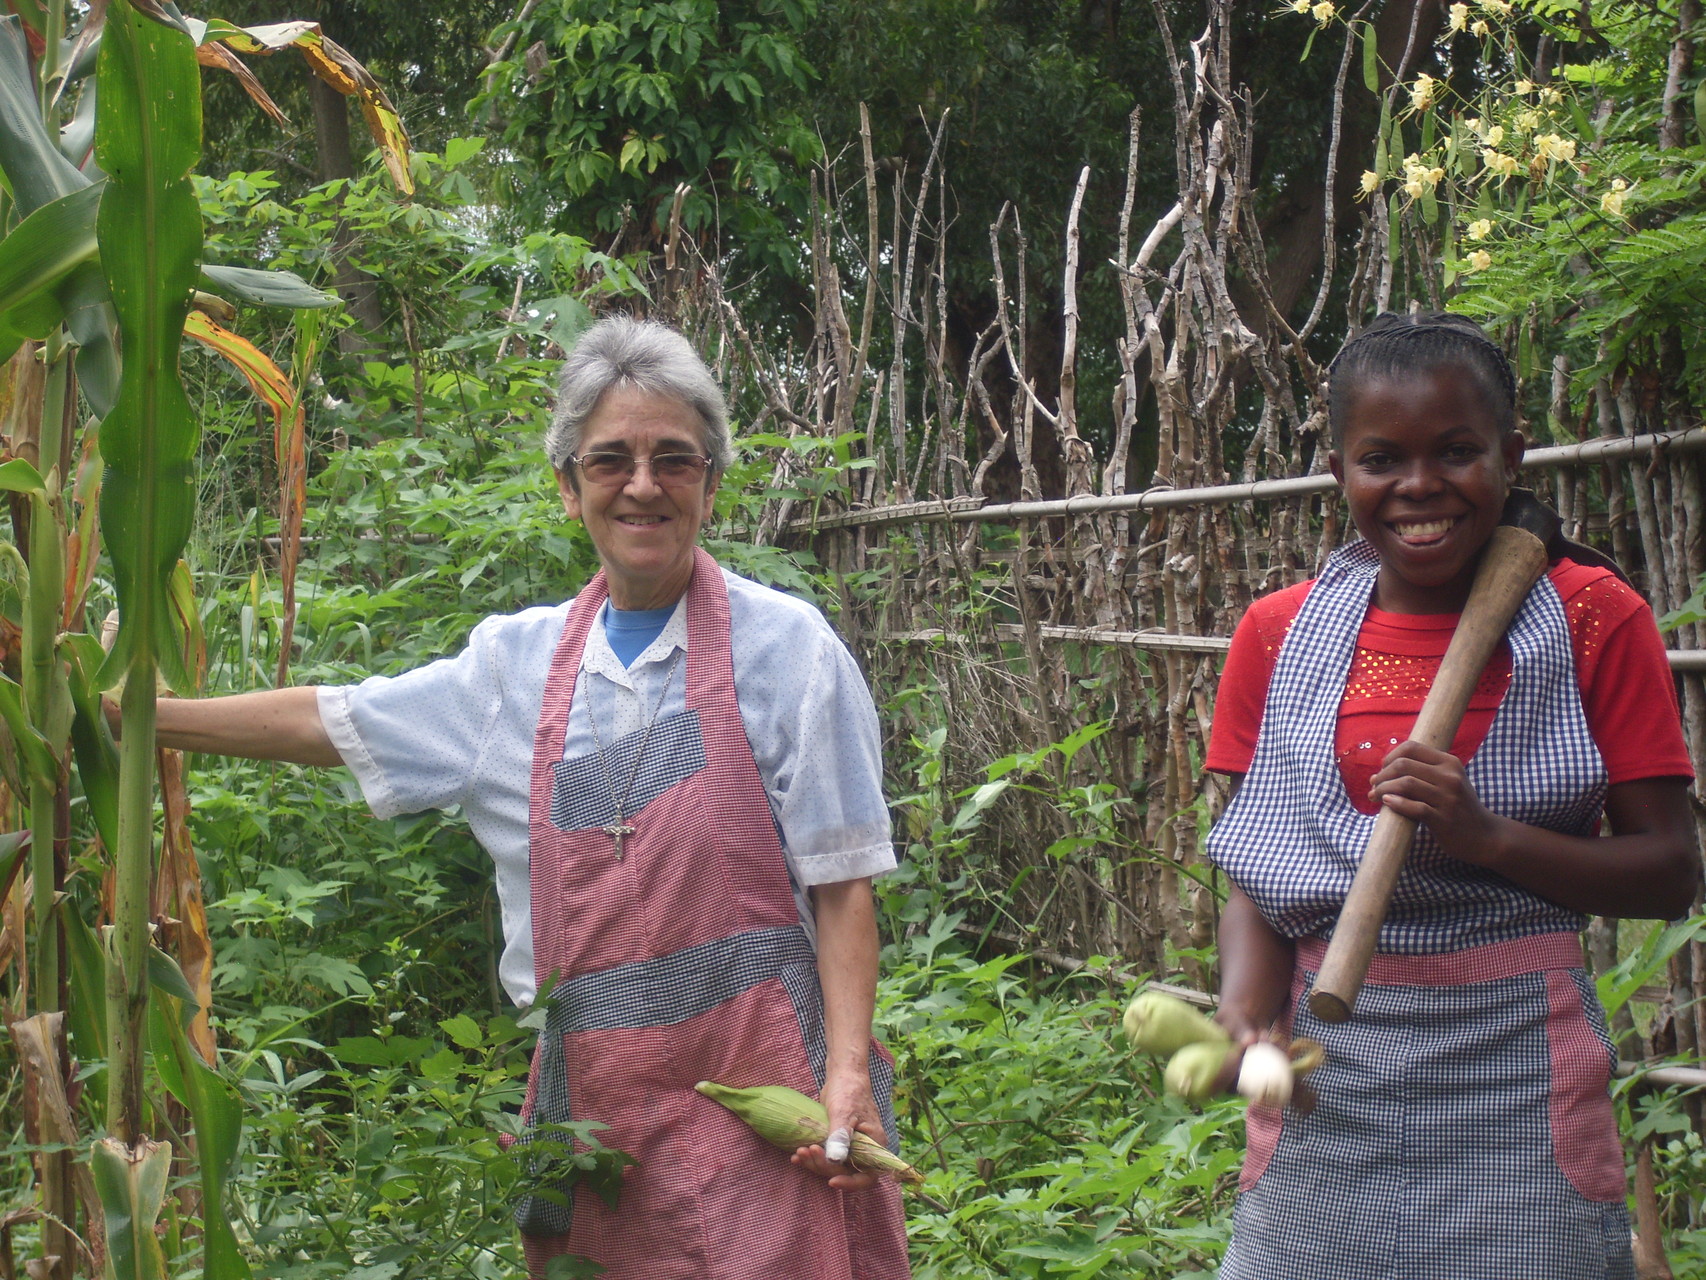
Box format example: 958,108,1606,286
568,451,714,486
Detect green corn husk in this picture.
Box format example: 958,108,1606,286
1122,991,1230,1057
694,1081,925,1185
1163,1040,1233,1104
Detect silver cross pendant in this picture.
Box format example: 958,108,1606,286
603,822,636,861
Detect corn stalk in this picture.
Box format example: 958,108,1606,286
91,16,203,1273
0,0,390,1272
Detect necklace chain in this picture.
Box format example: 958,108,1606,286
583,644,684,860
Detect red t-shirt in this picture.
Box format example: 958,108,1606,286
1204,559,1694,813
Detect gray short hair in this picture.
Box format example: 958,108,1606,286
544,316,733,479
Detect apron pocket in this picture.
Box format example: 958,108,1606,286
1544,969,1626,1203
511,1030,581,1238
1239,1103,1284,1191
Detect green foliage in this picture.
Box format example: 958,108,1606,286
879,931,1238,1277
478,0,822,274
1297,0,1706,418
228,991,537,1277
96,0,205,689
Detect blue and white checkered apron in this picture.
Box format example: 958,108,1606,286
1207,541,1633,1280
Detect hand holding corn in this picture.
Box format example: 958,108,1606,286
696,1081,925,1185
1123,990,1323,1109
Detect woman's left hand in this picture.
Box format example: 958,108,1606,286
1369,740,1506,867
789,1063,885,1190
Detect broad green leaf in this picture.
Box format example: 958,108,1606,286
0,18,92,215
201,262,337,308
96,1,203,694
441,1013,483,1049
0,457,47,494
0,181,101,335
92,1137,172,1280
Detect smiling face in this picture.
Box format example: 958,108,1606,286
557,386,719,610
1328,363,1525,614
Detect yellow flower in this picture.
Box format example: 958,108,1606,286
1411,74,1438,111
1515,79,1534,95
1290,0,1310,12
1471,18,1490,35
1479,0,1512,14
1600,178,1629,217
1359,169,1382,198
1541,87,1564,105
1483,124,1505,147
1403,177,1427,199
1467,218,1493,240
1514,109,1542,132
1482,148,1521,177
1466,249,1493,271
1535,133,1577,163
1311,0,1335,23
1449,2,1470,31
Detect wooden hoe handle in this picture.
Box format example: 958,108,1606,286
1308,525,1552,1023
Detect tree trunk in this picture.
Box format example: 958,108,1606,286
308,64,384,349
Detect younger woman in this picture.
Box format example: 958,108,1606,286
1203,312,1699,1279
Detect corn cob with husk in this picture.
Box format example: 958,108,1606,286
694,1081,925,1185
1123,989,1325,1109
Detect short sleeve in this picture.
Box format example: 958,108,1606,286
1205,583,1312,776
318,613,517,819
725,576,895,886
767,631,895,885
1567,577,1694,783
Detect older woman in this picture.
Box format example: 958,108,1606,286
156,316,913,1279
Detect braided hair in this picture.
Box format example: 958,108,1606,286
1326,312,1518,447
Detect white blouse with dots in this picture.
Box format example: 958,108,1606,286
316,567,897,1008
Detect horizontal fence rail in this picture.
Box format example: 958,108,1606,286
880,628,1706,669
791,427,1706,533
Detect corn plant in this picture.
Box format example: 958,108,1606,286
0,1,408,1275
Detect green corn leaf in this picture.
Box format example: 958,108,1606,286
92,1137,172,1280
0,184,101,318
0,671,60,785
147,959,251,1278
0,18,93,216
0,828,28,895
63,908,109,1098
63,632,120,853
6,1,47,36
95,0,203,694
201,262,337,309
0,458,46,494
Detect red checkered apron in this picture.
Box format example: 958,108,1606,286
516,548,911,1279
